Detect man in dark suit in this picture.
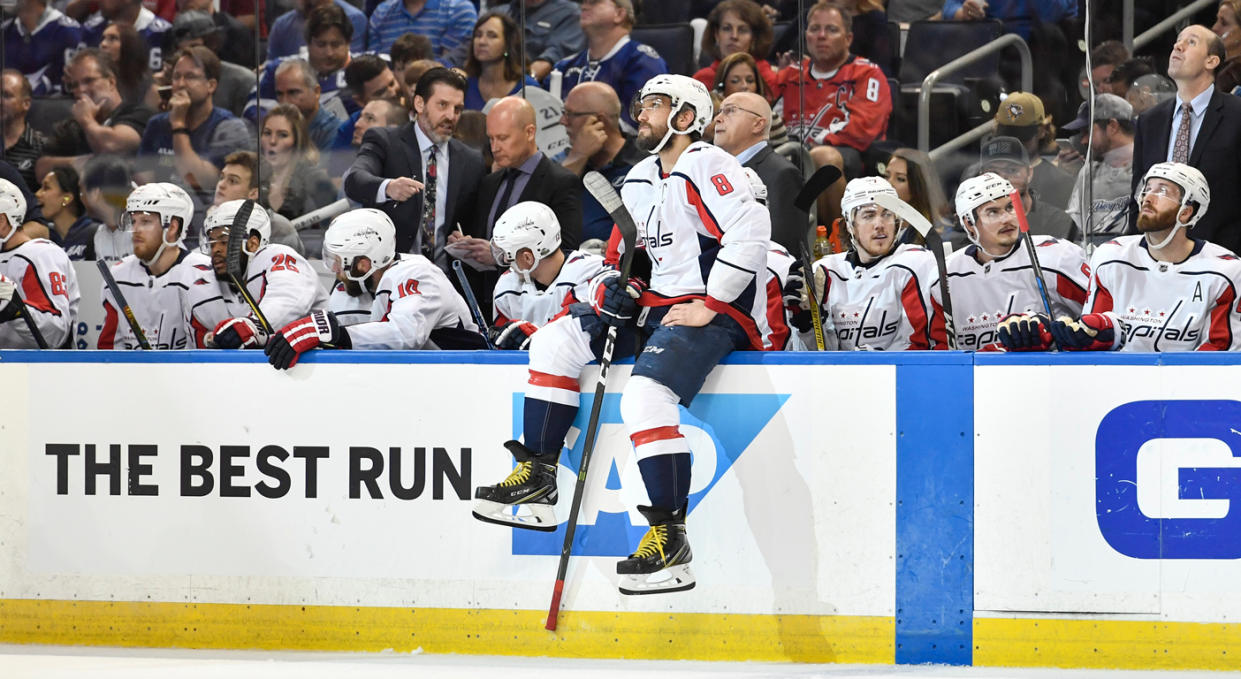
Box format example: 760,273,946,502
711,92,807,252
1132,25,1241,253
344,67,485,273
449,95,582,318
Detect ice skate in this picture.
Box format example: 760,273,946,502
617,505,696,595
472,440,559,532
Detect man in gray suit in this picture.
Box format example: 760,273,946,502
711,91,807,252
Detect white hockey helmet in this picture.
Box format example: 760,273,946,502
491,201,561,277
741,167,767,205
202,199,272,256
1135,162,1210,250
0,178,26,245
954,172,1015,227
123,182,195,265
840,176,898,234
633,74,714,153
322,208,397,282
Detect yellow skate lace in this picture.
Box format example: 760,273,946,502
632,525,668,562
498,461,532,487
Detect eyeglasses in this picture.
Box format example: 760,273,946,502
717,104,764,119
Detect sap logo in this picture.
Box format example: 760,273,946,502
509,392,788,556
1097,400,1241,559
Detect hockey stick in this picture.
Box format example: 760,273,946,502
792,166,842,351
1010,190,1059,351
872,193,958,349
451,259,495,349
7,287,49,349
545,171,639,631
226,200,273,335
96,259,151,350
290,198,349,232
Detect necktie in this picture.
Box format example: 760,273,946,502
420,145,438,257
1172,102,1193,163
496,168,518,219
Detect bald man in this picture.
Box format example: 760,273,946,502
453,95,583,317
560,82,647,241
713,92,807,252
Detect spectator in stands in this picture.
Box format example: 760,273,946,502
404,59,443,97
80,155,133,262
506,0,585,82
82,0,172,72
1212,0,1241,93
551,0,668,136
36,167,99,261
773,2,889,226
713,52,787,146
993,92,1075,210
712,91,807,252
1,71,46,193
694,0,777,97
979,136,1077,241
329,55,402,169
169,12,252,117
275,58,344,150
211,150,305,254
351,99,407,147
1088,41,1130,95
268,0,366,62
247,5,358,122
1,0,84,96
391,33,436,75
559,81,644,242
260,104,336,223
945,0,1075,39
98,21,153,107
465,13,541,111
1063,94,1135,245
1131,24,1241,254
1101,58,1155,98
836,0,892,76
367,0,478,67
884,147,954,245
174,0,254,68
1126,73,1175,115
37,50,153,181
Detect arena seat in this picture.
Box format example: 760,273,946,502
636,0,690,25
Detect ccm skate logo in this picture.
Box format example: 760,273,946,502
509,392,788,557
1097,400,1241,559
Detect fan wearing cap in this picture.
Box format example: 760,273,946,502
1063,94,1136,245
96,182,214,350
189,199,328,350
978,135,1077,242
940,172,1089,351
0,178,79,348
993,92,1076,210
999,162,1241,352
265,208,485,369
488,201,605,350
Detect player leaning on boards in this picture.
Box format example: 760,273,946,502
937,173,1090,351
810,176,946,351
488,201,606,350
265,209,487,369
999,163,1241,352
473,74,775,595
0,178,79,349
191,200,329,349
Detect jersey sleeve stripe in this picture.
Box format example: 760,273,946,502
20,262,59,315
677,174,725,241
1204,286,1236,350
900,275,931,350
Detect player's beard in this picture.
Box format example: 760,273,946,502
1136,202,1178,233
635,121,668,153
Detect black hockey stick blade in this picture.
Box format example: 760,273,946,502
96,259,151,350
451,259,495,349
583,171,639,275
225,200,273,334
793,166,842,213
9,287,49,349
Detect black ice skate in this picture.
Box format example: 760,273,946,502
616,505,696,595
472,440,559,532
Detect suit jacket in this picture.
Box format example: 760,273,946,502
1131,89,1241,253
344,122,485,256
743,143,808,253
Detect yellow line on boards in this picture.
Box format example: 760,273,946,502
974,617,1241,671
0,599,893,664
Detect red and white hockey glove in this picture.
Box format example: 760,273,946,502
1050,313,1122,351
590,270,645,327
211,317,268,349
491,320,538,350
265,310,349,370
0,274,20,324
996,312,1054,351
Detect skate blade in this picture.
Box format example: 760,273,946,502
618,564,696,595
472,499,557,532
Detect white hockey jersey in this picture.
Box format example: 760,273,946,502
612,142,775,350
1088,236,1241,351
187,243,329,347
492,250,606,328
97,250,214,350
0,238,79,348
327,280,374,327
937,236,1089,350
326,254,480,349
815,243,945,351
765,245,798,351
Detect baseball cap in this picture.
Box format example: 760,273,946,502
1063,93,1134,131
980,135,1030,166
173,11,219,42
994,92,1044,127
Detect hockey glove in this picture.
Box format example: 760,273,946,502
1050,313,1121,351
0,275,21,324
996,312,1054,351
783,261,812,333
212,317,269,349
491,320,538,350
265,310,350,370
590,270,644,327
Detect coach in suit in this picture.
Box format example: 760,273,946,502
1132,25,1241,253
344,68,485,270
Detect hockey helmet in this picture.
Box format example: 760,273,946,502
840,176,898,234
491,201,562,277
122,182,195,265
322,208,397,282
1135,162,1210,249
202,199,272,256
954,172,1018,258
632,74,714,153
0,178,26,245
